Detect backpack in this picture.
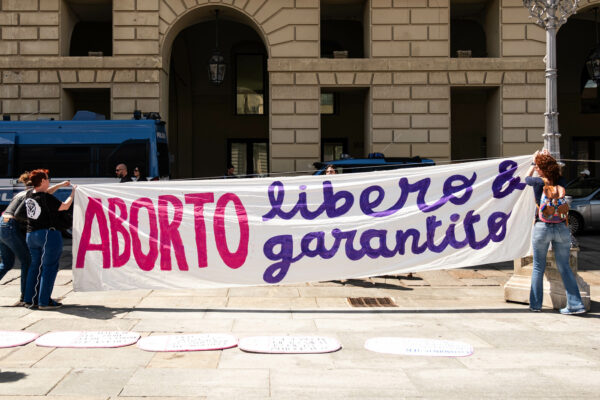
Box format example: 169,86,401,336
538,179,569,224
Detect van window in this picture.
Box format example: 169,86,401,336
16,145,92,177
157,142,169,178
0,146,9,178
103,140,149,177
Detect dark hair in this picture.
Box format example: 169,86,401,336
534,153,560,184
134,166,146,180
227,163,234,170
326,164,337,173
28,169,49,188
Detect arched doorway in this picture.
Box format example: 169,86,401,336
165,7,269,179
557,3,600,179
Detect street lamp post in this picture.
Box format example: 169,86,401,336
523,0,580,161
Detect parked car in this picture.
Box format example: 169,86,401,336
313,153,435,175
565,178,600,234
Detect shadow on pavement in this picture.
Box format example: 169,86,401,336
0,371,27,383
20,304,599,318
336,278,414,290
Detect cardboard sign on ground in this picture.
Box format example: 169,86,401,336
365,337,473,357
35,331,140,348
239,335,342,354
0,331,39,348
137,333,237,352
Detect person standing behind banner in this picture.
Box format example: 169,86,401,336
0,172,70,306
23,169,76,310
132,166,147,182
223,163,238,179
525,150,586,315
115,163,133,182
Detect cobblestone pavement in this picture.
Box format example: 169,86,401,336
0,234,598,399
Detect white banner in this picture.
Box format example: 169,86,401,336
72,156,535,291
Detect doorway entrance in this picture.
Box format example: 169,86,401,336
168,10,268,178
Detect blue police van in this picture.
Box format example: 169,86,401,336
0,111,169,211
313,153,435,175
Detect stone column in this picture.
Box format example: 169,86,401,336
504,247,591,310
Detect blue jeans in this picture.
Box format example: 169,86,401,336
0,218,31,298
24,229,62,306
530,222,584,310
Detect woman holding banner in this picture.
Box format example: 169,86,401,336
526,151,586,315
0,172,71,305
22,169,76,310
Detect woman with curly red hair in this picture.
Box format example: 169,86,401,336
0,171,70,305
525,150,585,315
23,169,77,310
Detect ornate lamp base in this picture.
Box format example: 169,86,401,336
504,249,590,310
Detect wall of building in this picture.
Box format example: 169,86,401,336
1,0,590,176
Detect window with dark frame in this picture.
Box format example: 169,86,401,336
321,138,346,162
228,139,269,177
320,0,366,59
64,0,113,57
62,88,111,120
450,0,499,58
235,54,265,115
321,93,336,115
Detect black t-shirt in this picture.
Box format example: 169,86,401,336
120,174,133,183
25,191,62,232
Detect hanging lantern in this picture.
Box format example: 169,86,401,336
207,10,226,85
587,8,600,83
208,50,226,85
586,47,600,83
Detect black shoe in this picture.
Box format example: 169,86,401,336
24,302,38,309
39,304,62,310
39,299,63,310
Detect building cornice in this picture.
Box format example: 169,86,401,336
268,58,545,72
0,56,544,72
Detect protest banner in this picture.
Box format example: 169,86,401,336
72,156,534,291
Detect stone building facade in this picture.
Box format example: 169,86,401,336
0,0,598,178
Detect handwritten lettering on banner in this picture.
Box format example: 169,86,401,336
72,156,534,291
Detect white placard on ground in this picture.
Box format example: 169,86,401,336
238,335,342,354
35,331,140,348
364,337,473,357
137,333,237,352
0,331,39,348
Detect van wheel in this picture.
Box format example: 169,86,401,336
568,212,583,235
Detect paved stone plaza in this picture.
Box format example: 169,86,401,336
0,234,599,399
